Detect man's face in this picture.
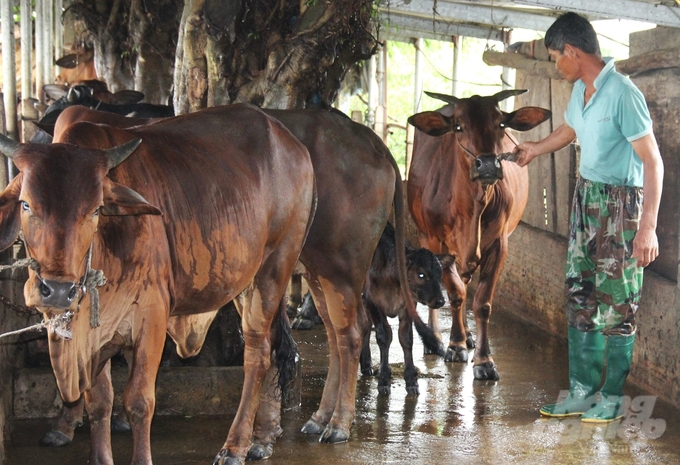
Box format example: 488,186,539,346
549,45,580,83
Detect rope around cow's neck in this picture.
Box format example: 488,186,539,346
0,240,106,339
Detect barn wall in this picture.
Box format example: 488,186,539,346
0,251,36,462
496,223,680,409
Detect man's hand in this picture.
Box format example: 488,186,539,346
513,142,541,167
632,226,659,268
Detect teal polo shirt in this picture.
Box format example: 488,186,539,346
565,58,652,187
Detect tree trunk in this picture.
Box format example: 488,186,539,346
68,0,377,112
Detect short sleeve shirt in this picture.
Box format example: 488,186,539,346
564,58,652,187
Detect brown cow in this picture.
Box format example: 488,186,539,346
0,104,316,465
55,47,98,86
407,90,551,380
32,106,431,457
261,109,436,446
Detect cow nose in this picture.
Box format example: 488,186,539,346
39,279,78,308
432,296,446,309
475,158,483,169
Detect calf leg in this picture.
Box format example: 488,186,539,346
368,300,393,396
359,320,373,377
84,361,114,465
398,315,419,396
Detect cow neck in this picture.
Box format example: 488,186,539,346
20,232,105,330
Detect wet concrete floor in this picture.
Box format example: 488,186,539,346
5,306,680,464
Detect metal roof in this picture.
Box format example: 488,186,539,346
378,0,680,43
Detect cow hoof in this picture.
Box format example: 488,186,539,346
444,346,468,363
301,419,325,435
361,366,374,377
246,443,273,461
406,385,420,396
377,384,391,396
39,430,72,447
466,332,476,349
212,449,244,465
473,362,500,381
111,415,131,433
291,317,314,330
319,425,349,444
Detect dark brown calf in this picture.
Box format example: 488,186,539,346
360,222,454,395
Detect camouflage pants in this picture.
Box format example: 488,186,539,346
565,178,644,334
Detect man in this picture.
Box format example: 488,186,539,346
514,12,664,422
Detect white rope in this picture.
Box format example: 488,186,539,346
0,311,74,340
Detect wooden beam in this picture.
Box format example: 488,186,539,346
508,0,680,29
482,50,563,79
378,1,558,32
615,47,680,75
378,11,505,42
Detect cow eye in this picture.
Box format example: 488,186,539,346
454,124,463,132
418,272,425,279
20,201,31,213
93,207,100,217
500,122,506,128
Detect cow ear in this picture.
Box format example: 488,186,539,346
43,84,69,101
55,53,79,69
408,112,453,137
101,180,162,216
0,176,23,252
436,253,456,269
110,90,145,105
503,107,552,131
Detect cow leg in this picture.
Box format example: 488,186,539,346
443,264,469,363
300,277,338,434
39,396,85,446
247,356,282,461
470,237,506,381
124,317,166,465
217,253,297,464
84,360,114,465
398,315,419,396
319,284,363,444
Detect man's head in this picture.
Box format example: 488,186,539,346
545,12,601,57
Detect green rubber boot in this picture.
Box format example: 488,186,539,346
582,333,635,423
540,327,605,417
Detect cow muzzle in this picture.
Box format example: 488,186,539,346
470,154,504,186
38,279,79,309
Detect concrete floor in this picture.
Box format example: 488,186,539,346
4,306,680,464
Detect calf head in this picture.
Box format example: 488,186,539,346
0,135,160,316
408,89,551,186
407,249,455,309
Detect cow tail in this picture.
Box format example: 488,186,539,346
273,297,300,407
389,153,445,357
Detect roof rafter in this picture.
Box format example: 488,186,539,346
378,12,506,42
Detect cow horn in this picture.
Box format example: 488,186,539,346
105,139,143,169
493,89,528,102
425,91,460,105
0,134,20,159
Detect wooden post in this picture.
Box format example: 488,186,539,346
407,38,424,178
451,35,460,97
375,44,388,142
34,0,45,102
1,0,18,143
366,54,377,129
44,0,53,84
54,0,63,66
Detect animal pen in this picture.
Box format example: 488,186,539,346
1,1,680,463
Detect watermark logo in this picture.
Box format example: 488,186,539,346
534,392,666,445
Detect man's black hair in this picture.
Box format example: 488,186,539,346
545,12,601,56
